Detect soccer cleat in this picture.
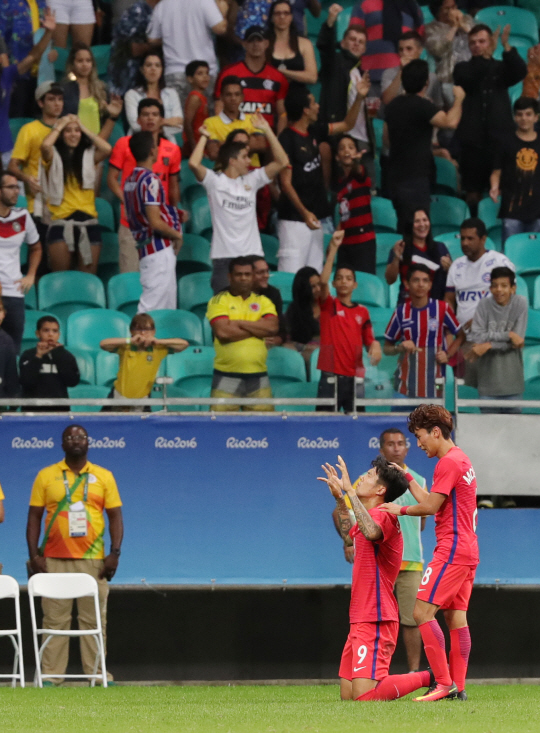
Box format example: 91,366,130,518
413,682,458,702
449,690,468,701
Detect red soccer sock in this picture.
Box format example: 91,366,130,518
419,620,452,686
449,626,471,692
356,671,431,701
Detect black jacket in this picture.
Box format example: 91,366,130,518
0,329,20,398
317,21,362,124
19,345,80,411
454,48,527,147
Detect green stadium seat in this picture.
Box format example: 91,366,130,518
523,345,540,381
166,346,215,388
435,232,463,261
107,273,142,318
95,197,116,232
69,347,96,385
371,197,398,233
376,233,400,279
25,285,38,310
434,157,458,196
306,11,324,40
68,385,110,412
98,232,119,285
21,311,61,353
38,271,106,325
335,6,353,39
533,275,540,310
163,384,202,412
91,44,111,79
308,81,321,103
356,271,387,308
373,155,382,191
429,196,470,237
148,309,203,345
95,350,119,387
177,233,211,278
180,159,199,199
53,46,69,82
202,317,213,345
372,118,384,153
478,196,502,246
525,308,540,345
476,6,539,47
189,195,212,239
261,234,279,270
66,309,130,352
369,307,394,340
309,346,320,382
8,117,34,142
457,383,480,413
17,193,28,209
365,372,394,413
504,233,540,298
178,272,214,319
388,279,399,308
267,346,307,385
273,381,318,412
108,119,126,149
269,271,295,306
523,377,540,413
516,274,529,303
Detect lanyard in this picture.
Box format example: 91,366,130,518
62,471,88,504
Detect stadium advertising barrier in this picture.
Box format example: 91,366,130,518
0,415,538,586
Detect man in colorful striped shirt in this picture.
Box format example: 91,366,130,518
384,263,462,398
123,131,183,313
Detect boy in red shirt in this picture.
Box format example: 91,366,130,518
319,454,433,701
183,60,210,157
317,231,381,412
381,404,479,701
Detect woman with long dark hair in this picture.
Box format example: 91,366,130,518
285,265,321,368
385,208,452,303
266,1,317,87
40,114,112,274
125,50,183,142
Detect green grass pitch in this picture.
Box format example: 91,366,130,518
2,684,540,733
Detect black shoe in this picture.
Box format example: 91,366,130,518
425,668,436,693
450,690,468,701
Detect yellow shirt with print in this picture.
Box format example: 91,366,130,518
46,173,98,221
205,113,262,166
206,290,277,373
11,120,52,213
114,344,169,399
29,460,122,560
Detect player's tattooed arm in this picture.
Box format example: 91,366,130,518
318,463,353,546
335,497,353,546
336,455,383,542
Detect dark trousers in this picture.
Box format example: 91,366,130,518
336,241,376,275
316,371,365,413
389,177,431,233
1,296,25,354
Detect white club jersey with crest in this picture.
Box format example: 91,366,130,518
446,250,515,325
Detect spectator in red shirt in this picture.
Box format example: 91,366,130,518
316,230,381,412
215,26,289,132
107,99,181,273
334,134,376,275
183,60,210,157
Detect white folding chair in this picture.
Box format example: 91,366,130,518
0,575,25,687
28,573,107,688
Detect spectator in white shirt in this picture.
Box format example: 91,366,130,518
189,114,289,293
147,0,227,110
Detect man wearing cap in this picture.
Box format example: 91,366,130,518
214,26,289,132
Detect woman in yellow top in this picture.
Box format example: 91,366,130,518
40,114,111,274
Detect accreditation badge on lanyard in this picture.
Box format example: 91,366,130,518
64,471,89,538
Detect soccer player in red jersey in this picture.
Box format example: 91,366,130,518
380,404,479,702
319,455,433,701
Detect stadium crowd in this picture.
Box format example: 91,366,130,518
0,0,539,416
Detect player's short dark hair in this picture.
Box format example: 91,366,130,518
408,404,453,440
221,75,243,93
186,59,209,78
229,256,254,274
513,96,540,115
62,424,88,441
371,456,409,503
380,428,406,447
284,85,312,122
469,23,492,37
490,266,516,286
130,313,155,332
225,128,250,145
406,263,433,280
215,140,249,172
36,315,59,330
460,217,487,239
137,97,165,117
334,266,357,282
399,30,423,47
401,59,429,94
128,131,156,163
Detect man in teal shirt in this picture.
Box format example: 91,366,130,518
332,427,426,672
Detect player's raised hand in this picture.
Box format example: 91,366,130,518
317,462,344,499
378,502,401,515
336,455,355,496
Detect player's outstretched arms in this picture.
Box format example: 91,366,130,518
336,455,382,542
318,463,353,545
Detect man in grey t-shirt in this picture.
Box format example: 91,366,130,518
467,266,528,413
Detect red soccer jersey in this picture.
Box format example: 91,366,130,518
182,90,209,157
109,136,181,227
431,446,480,566
349,508,402,624
317,295,375,377
215,61,289,129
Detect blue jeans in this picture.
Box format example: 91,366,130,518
501,218,540,247
479,393,522,414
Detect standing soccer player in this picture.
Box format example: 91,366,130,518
319,456,433,701
380,404,479,701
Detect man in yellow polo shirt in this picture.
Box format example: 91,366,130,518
332,427,427,672
26,424,123,684
207,256,278,411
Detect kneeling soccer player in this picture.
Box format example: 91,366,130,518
319,455,433,701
